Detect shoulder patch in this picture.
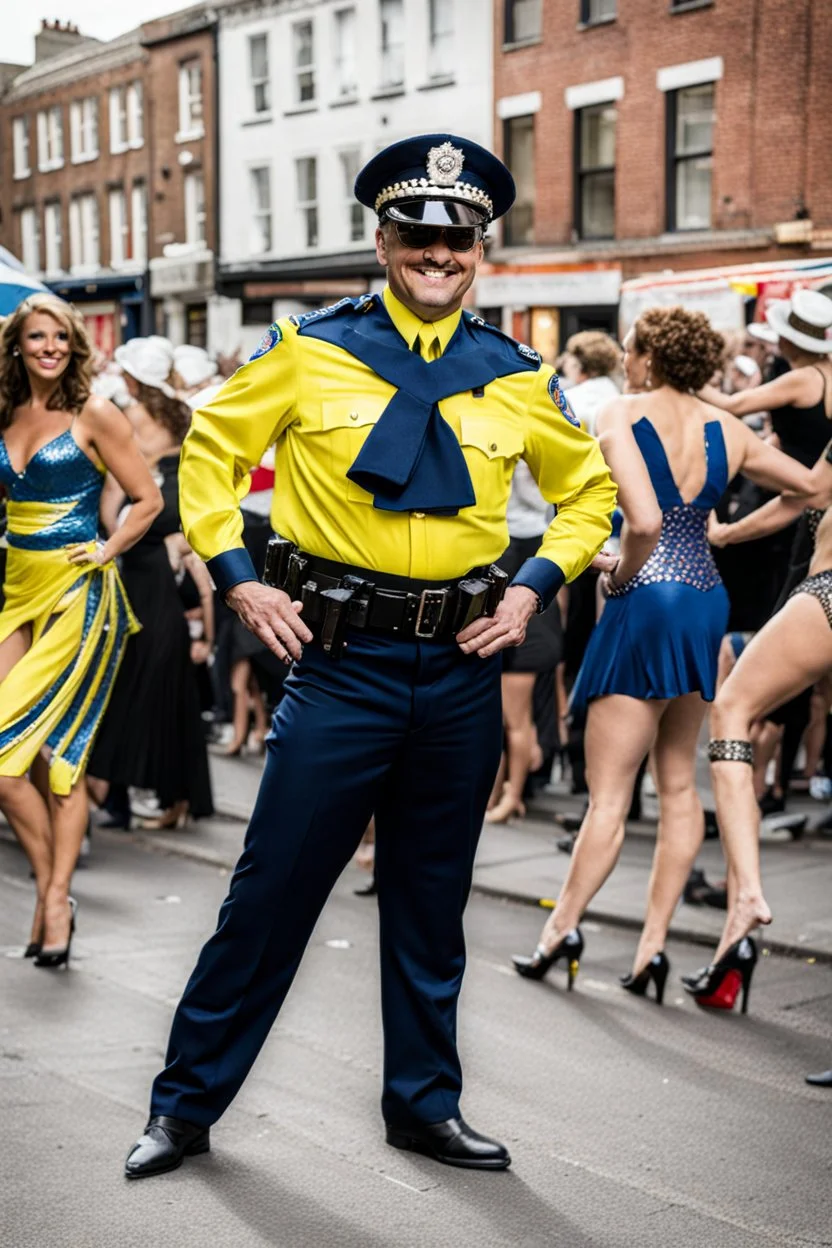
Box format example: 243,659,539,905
517,342,542,366
290,294,376,331
548,374,581,427
464,312,542,371
249,323,283,361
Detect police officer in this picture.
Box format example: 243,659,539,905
125,134,616,1178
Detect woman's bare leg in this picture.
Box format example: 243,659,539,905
0,625,53,944
711,595,832,960
41,782,89,953
537,695,665,951
487,672,536,822
631,693,708,974
225,659,252,754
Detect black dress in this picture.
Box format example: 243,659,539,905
89,453,213,817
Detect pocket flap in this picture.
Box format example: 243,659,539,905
460,416,524,460
321,398,385,430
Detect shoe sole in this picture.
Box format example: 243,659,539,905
386,1130,510,1170
124,1136,210,1180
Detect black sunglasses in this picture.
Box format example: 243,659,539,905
393,222,483,253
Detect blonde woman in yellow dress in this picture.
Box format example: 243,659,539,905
0,295,162,967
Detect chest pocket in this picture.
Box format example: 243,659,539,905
320,396,388,503
459,414,525,517
460,416,524,461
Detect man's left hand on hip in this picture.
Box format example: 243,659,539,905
456,585,539,658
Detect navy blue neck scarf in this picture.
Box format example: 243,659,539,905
298,295,539,515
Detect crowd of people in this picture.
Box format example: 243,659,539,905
0,284,831,1045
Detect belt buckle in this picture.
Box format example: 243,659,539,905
414,588,448,639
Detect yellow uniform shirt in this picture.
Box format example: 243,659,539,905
179,287,616,601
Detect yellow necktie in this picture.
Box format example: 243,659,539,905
416,326,441,361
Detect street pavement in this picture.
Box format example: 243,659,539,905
1,763,831,1247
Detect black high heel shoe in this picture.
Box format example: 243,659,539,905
682,936,757,1014
34,897,77,970
511,928,583,989
619,951,670,1005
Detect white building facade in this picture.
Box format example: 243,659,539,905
212,0,492,356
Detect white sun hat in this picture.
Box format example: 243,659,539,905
766,289,832,354
746,320,779,345
114,337,176,396
173,344,217,389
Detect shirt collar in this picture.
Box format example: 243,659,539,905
382,286,462,358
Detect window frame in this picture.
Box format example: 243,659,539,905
249,165,273,255
13,116,31,179
502,113,535,246
110,86,129,154
37,106,64,172
131,183,148,267
70,97,98,164
44,201,63,274
177,60,204,141
292,19,316,106
379,0,405,90
127,81,144,148
184,171,207,247
333,6,358,100
338,146,365,243
108,186,129,267
295,155,319,249
69,193,100,272
665,81,715,232
573,101,616,241
248,33,271,115
428,0,454,80
579,0,617,24
504,0,542,45
20,206,40,273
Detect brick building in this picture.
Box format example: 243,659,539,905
480,0,832,356
0,8,217,350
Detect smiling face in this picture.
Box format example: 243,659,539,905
375,221,483,322
17,310,73,389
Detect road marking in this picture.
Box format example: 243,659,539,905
377,1173,431,1195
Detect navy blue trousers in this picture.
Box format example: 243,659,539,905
150,630,502,1130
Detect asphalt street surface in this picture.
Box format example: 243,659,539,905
1,822,830,1248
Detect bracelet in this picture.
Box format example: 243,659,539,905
607,559,622,591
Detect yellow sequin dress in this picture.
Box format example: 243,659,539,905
0,426,139,794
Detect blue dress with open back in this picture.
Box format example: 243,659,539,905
569,417,730,718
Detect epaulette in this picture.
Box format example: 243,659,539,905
464,311,542,368
290,293,376,330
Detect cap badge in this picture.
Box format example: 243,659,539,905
427,142,464,187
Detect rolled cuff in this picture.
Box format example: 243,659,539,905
206,547,258,598
511,556,565,611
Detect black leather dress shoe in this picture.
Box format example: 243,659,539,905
124,1115,210,1179
386,1116,510,1170
805,1069,832,1087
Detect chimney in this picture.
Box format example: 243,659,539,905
35,19,85,62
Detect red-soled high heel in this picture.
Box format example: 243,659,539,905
684,936,757,1014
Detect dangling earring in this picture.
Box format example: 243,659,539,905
12,347,20,357
644,357,653,390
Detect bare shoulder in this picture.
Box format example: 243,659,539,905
595,393,643,435
79,393,131,436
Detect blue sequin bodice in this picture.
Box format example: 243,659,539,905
609,417,727,598
0,427,104,550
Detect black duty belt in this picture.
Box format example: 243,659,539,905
263,536,508,658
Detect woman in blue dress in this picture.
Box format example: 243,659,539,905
512,307,814,1001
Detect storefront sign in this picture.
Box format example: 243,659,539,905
150,253,214,298
475,269,621,308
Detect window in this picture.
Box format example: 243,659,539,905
110,87,128,153
69,194,99,270
249,166,272,254
505,0,541,43
131,183,148,266
109,188,128,266
333,8,357,99
575,102,616,239
178,61,204,139
13,117,30,178
37,107,64,171
70,97,98,162
503,115,535,244
293,20,315,105
667,82,715,230
184,172,207,246
296,157,318,248
580,0,616,21
242,299,274,326
127,82,143,147
428,0,454,79
379,0,404,89
339,148,364,241
20,208,40,272
44,202,62,273
248,34,270,114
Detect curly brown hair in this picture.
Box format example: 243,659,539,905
0,293,93,430
632,306,724,393
132,380,192,445
566,330,622,378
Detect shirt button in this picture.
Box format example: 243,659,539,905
413,511,425,519
349,411,358,421
489,442,498,452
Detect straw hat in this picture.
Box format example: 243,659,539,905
114,337,176,396
173,344,217,390
765,290,832,354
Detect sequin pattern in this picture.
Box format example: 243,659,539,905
789,569,832,630
609,505,721,598
0,429,102,550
